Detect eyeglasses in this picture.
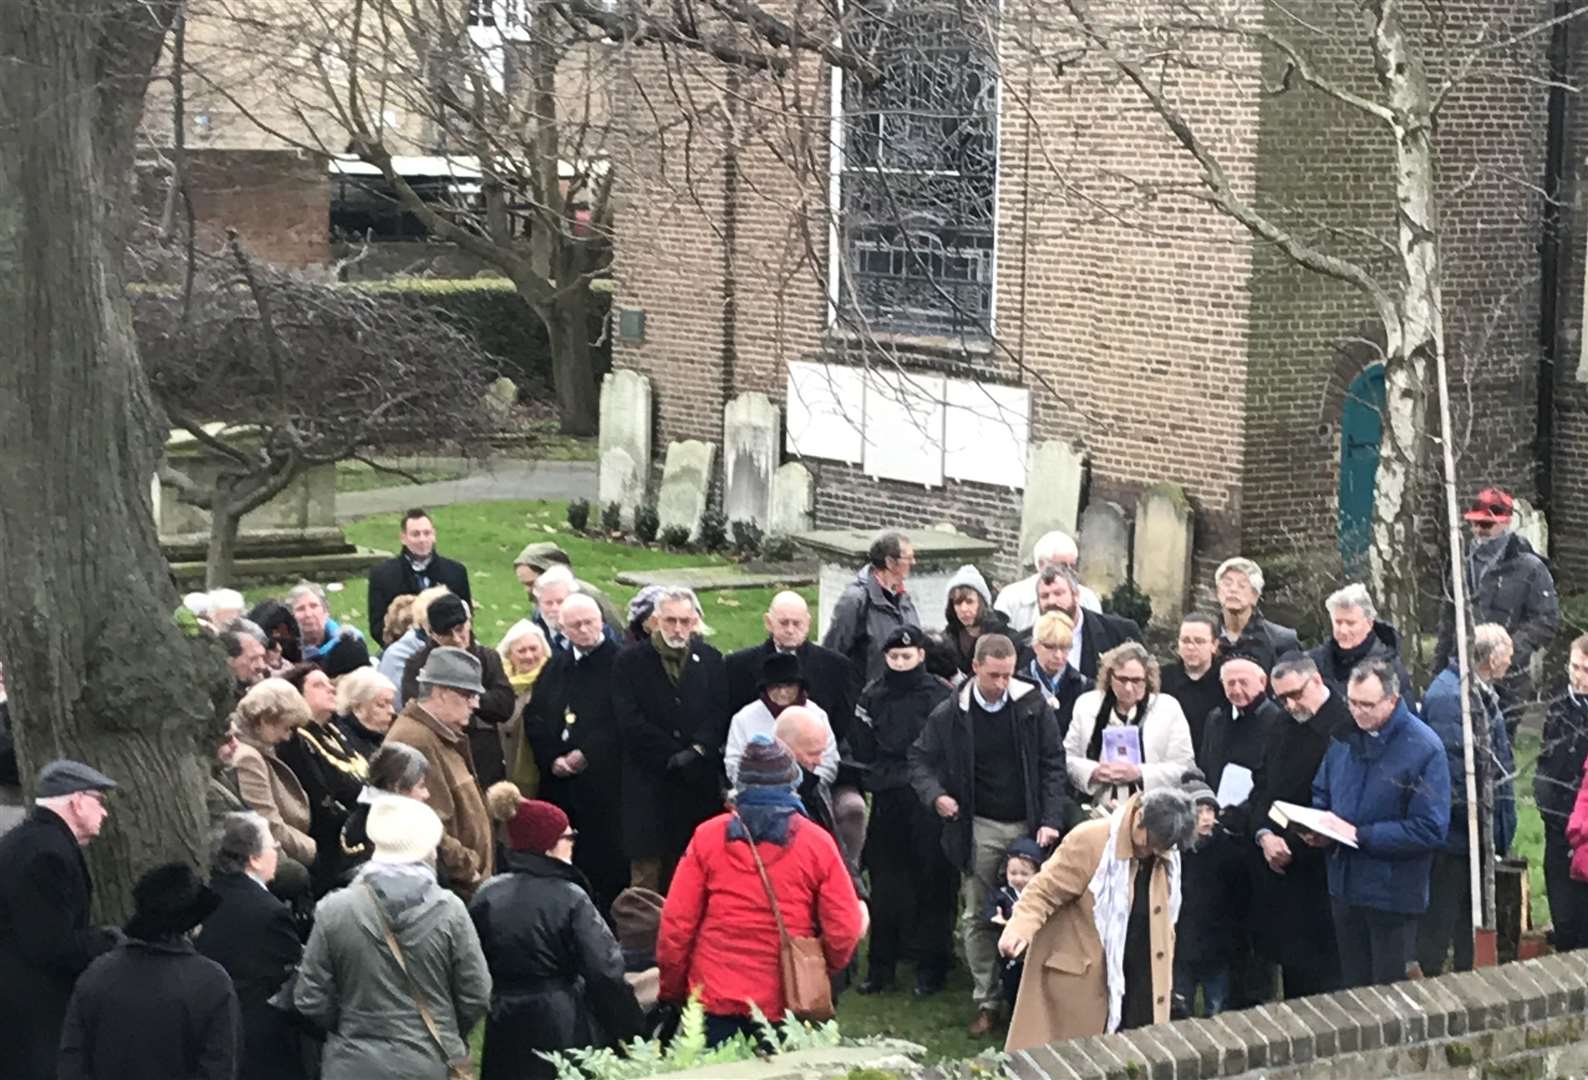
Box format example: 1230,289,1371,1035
1347,696,1388,713
1273,686,1308,704
1111,674,1146,687
560,829,579,842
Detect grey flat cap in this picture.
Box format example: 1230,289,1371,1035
417,646,486,696
36,759,119,798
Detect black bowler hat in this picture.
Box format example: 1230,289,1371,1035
124,863,222,941
758,651,805,690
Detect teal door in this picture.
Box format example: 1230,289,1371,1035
1339,365,1386,572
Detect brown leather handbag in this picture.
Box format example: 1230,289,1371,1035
733,813,835,1022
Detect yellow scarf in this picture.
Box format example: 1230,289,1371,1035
508,658,547,793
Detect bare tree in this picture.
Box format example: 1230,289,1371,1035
136,235,499,586
0,0,233,914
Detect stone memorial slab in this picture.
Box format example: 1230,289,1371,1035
657,440,716,541
723,393,781,530
483,376,517,426
1134,482,1194,626
1079,500,1130,599
1017,440,1086,566
1513,495,1549,558
794,527,998,638
597,370,652,513
769,462,815,535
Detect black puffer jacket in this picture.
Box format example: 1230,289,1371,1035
1535,691,1588,834
1307,620,1412,700
849,666,953,793
468,852,643,1080
1434,533,1560,674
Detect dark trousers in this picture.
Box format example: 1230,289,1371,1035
863,788,957,978
1415,850,1474,975
1544,829,1588,951
1280,959,1340,1000
1332,897,1415,988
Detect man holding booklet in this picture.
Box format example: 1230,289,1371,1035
1302,658,1449,989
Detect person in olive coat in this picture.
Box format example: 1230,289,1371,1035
472,787,644,1080
58,862,240,1080
196,812,310,1080
0,760,121,1080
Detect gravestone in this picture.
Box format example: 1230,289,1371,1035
769,462,815,535
1017,441,1086,567
597,370,652,519
1078,500,1130,599
723,393,781,530
483,376,517,427
598,447,643,526
1513,495,1549,558
657,440,717,541
1133,483,1194,627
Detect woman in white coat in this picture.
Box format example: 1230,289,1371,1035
1064,642,1194,811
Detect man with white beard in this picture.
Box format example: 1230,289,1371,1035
612,588,730,892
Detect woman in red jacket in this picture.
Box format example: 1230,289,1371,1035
658,735,863,1045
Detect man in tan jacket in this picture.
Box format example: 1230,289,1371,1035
385,647,494,899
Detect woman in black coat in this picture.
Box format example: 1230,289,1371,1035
58,863,239,1080
196,812,310,1080
471,787,644,1080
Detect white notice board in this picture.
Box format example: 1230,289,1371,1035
862,368,945,487
785,361,865,464
943,378,1030,489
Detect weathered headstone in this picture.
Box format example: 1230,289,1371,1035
723,393,781,530
598,447,643,525
1018,441,1086,566
483,376,518,427
1133,483,1194,627
1513,495,1549,559
1078,500,1130,600
597,370,652,517
657,440,717,540
769,462,815,535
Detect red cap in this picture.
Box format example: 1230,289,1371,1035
505,799,571,854
1463,487,1514,524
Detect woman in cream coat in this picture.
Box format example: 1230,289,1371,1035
1064,642,1194,811
232,677,318,867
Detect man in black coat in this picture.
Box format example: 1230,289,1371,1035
525,594,630,915
908,634,1073,1034
1307,583,1412,700
726,591,857,740
1160,613,1227,754
612,587,729,892
1533,635,1588,951
1214,557,1302,672
1016,564,1141,681
1195,653,1284,1009
0,760,121,1080
196,813,309,1080
366,508,473,644
1250,655,1349,997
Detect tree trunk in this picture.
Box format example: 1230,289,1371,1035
1367,0,1440,648
206,505,244,590
537,289,600,436
0,0,230,919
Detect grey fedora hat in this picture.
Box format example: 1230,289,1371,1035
417,646,486,696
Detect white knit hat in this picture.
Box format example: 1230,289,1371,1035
366,795,443,865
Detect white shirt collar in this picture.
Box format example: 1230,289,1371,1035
972,683,1009,712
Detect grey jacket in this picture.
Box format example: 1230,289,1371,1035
821,567,921,686
295,867,491,1079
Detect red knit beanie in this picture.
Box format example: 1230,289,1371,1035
505,798,570,853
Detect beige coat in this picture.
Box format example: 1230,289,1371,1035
386,700,493,899
1004,795,1176,1053
233,736,317,866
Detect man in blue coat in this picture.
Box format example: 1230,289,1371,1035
1310,658,1449,988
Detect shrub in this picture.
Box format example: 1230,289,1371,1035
1105,581,1153,629
351,278,611,392
731,519,764,558
600,501,623,533
762,534,799,562
660,525,692,550
566,498,591,533
634,504,660,544
697,509,729,553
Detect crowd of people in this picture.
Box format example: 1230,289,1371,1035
0,485,1580,1077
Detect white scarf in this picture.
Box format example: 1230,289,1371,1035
1088,801,1182,1034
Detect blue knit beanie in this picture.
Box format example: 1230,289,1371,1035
737,734,800,789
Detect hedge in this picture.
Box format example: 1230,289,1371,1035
351,278,612,393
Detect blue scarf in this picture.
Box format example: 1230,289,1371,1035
727,785,808,846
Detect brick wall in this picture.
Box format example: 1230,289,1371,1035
1552,20,1588,591
1009,951,1588,1080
